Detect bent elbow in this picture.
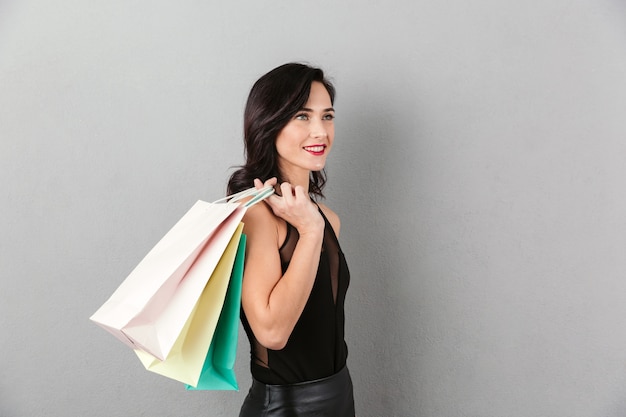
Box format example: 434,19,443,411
257,329,290,351
264,339,288,351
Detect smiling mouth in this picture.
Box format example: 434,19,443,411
303,145,326,154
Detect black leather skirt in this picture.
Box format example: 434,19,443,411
238,367,355,417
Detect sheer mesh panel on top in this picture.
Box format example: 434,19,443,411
245,206,343,377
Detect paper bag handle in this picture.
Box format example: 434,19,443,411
213,186,275,208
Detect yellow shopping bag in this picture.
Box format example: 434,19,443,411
134,223,244,387
90,186,273,361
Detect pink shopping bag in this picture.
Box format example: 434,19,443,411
90,186,273,360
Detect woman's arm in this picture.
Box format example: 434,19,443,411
241,181,325,350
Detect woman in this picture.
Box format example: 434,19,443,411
228,63,355,416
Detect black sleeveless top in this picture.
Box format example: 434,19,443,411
240,208,350,385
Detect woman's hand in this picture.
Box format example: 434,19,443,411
254,178,324,236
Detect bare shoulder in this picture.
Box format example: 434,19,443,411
242,202,279,244
317,202,341,237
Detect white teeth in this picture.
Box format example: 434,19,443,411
304,146,325,152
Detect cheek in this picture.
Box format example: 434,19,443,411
275,138,297,160
277,125,301,143
327,128,335,147
275,129,293,152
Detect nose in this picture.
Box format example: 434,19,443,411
309,118,328,139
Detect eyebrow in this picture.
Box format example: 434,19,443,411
300,107,335,112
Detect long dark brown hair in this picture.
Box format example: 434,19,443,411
227,63,335,198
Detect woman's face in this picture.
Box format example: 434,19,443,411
275,81,335,182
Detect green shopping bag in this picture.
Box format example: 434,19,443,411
186,233,246,391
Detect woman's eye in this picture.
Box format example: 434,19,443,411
323,114,335,121
295,114,309,120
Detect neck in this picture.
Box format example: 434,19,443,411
281,167,310,194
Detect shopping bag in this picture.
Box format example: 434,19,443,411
90,186,273,361
186,232,246,391
134,223,244,387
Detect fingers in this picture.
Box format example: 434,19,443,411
268,182,310,213
264,182,288,210
253,177,277,190
280,182,295,203
273,183,307,208
252,177,280,209
259,181,323,233
293,184,307,200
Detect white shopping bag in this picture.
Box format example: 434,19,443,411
90,186,273,360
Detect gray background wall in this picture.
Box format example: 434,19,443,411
1,0,625,416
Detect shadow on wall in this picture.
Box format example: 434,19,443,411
0,389,14,417
0,405,15,417
338,72,429,411
609,394,626,417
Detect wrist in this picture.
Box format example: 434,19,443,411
297,219,325,239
